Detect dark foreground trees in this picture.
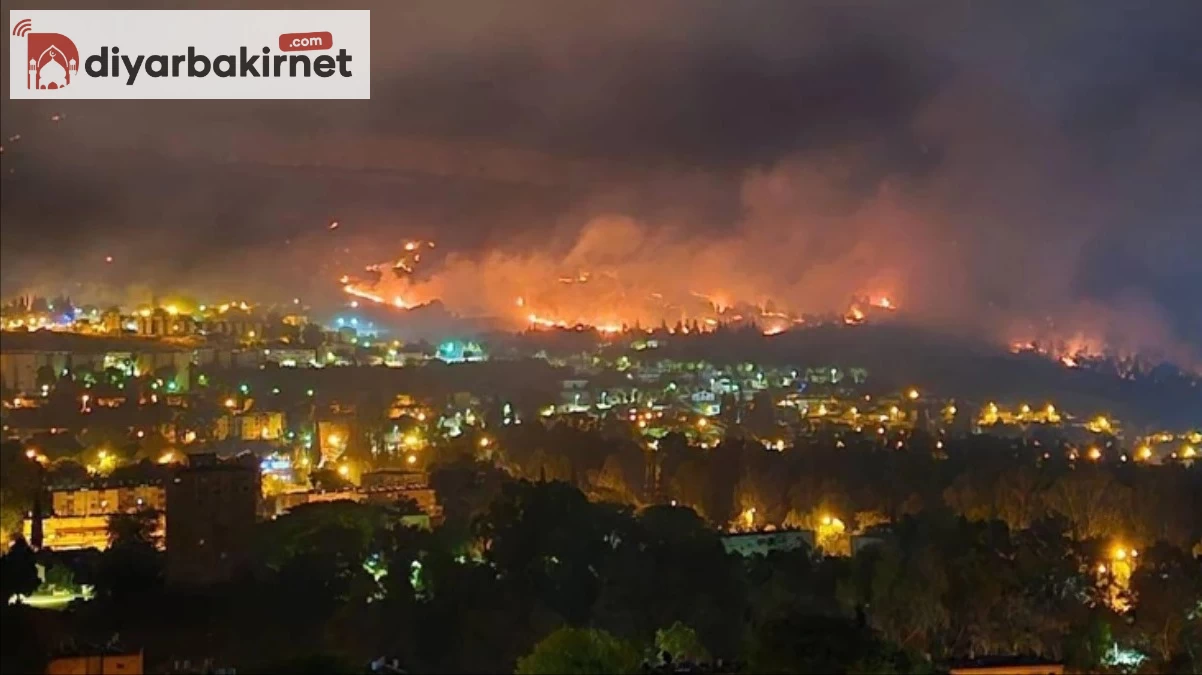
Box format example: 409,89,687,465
1,472,1199,673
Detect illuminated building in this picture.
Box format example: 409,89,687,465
273,485,442,521
52,484,166,516
100,308,123,335
721,529,815,557
360,468,426,490
559,378,592,412
166,453,260,586
135,307,194,337
213,411,285,441
45,650,144,675
18,480,168,551
24,514,165,552
0,333,192,394
263,347,317,368
317,420,353,464
204,313,265,343
947,658,1064,675
273,469,443,520
435,340,487,363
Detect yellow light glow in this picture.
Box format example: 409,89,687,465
338,464,350,477
907,388,920,400
479,437,491,448
165,305,179,316
158,451,176,465
1138,446,1152,460
224,398,237,408
741,507,756,529
327,433,343,447
406,454,417,465
1088,447,1102,461
697,418,708,428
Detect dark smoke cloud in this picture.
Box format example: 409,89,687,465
1,0,1200,362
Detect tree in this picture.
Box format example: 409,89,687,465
255,501,392,610
0,442,40,548
95,511,163,598
1128,543,1202,669
590,453,636,504
108,510,159,548
35,365,57,390
750,614,923,674
1043,468,1129,540
515,627,642,675
474,480,625,623
0,538,40,603
301,323,326,348
654,621,710,664
42,562,78,594
593,505,745,658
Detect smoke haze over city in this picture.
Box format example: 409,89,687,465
3,0,1201,365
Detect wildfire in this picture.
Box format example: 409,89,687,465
524,312,624,335
343,283,386,305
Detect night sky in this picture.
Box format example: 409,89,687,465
1,1,1200,361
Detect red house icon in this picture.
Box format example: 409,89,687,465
26,32,80,90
